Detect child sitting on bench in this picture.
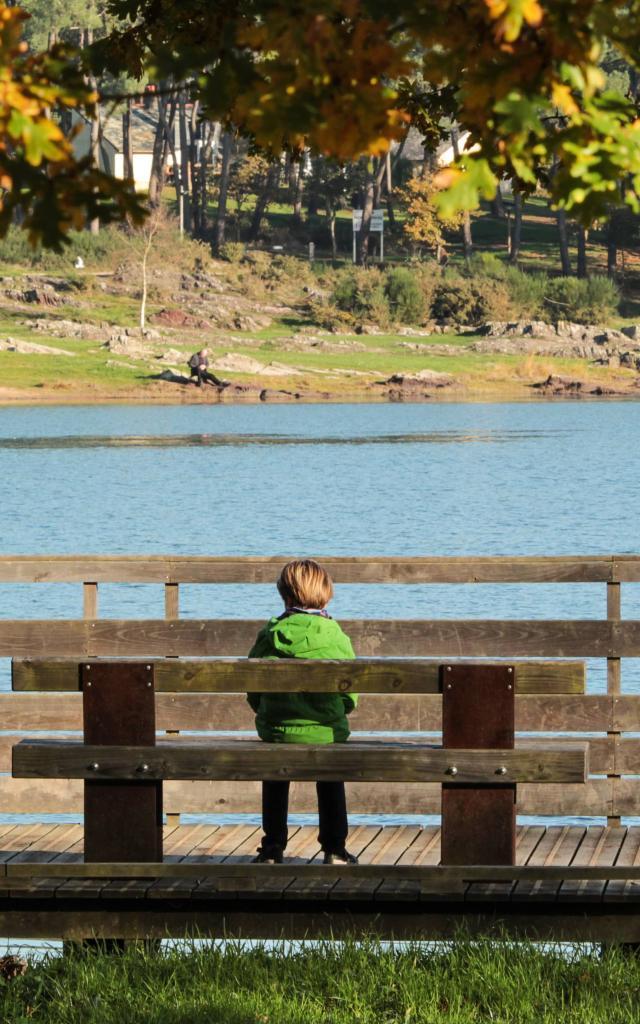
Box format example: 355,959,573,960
247,559,358,865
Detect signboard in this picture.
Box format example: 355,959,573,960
352,209,384,232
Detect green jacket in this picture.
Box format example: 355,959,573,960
247,612,357,744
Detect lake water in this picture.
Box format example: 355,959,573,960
0,400,638,952
1,400,639,646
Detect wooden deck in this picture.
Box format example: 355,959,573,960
1,823,640,905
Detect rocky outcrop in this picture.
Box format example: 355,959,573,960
474,319,640,362
531,374,633,396
151,308,212,329
0,337,74,355
211,353,300,376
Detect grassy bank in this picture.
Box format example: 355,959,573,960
2,938,640,1024
0,218,637,404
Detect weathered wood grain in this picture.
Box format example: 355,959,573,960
0,554,636,584
8,860,640,881
0,619,625,658
0,775,614,815
12,740,589,784
0,734,610,774
0,692,613,733
11,658,586,694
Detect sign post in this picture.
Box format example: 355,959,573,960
352,209,384,263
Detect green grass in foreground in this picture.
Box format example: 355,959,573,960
3,937,640,1024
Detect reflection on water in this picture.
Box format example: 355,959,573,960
0,429,572,449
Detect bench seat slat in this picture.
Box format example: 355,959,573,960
12,740,589,785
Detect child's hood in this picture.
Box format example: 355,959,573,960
264,612,354,659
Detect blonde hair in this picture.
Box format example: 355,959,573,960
277,559,334,610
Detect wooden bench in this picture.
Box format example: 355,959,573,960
0,655,616,942
1,552,640,943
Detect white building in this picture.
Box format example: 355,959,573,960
70,104,182,193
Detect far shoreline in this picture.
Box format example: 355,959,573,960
1,381,639,408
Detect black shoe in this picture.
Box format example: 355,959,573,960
322,849,358,865
252,846,283,864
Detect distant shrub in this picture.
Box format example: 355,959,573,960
384,267,426,324
431,274,511,325
503,268,548,319
219,241,246,263
0,225,127,270
544,275,620,324
333,268,391,327
467,252,508,279
307,300,355,331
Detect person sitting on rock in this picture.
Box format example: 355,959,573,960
188,349,229,388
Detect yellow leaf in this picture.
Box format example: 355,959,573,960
551,82,579,115
433,167,461,190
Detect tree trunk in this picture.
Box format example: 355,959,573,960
157,94,181,214
122,97,134,182
85,28,101,235
148,94,166,205
292,162,304,222
194,120,215,236
576,225,588,279
607,213,618,278
248,161,279,242
509,192,523,264
177,89,192,234
326,199,337,258
450,127,472,259
306,156,320,217
490,186,506,218
357,158,386,264
555,207,572,276
215,131,232,250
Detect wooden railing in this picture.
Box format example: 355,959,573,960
1,554,639,826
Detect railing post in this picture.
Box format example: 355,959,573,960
441,664,516,865
607,580,622,828
164,582,181,827
83,662,162,862
83,582,98,620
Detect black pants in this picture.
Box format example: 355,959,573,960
190,367,224,387
260,780,348,854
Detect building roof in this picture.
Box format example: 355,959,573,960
100,104,184,154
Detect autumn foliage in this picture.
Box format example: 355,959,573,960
0,3,143,247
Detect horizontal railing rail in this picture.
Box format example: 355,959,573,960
1,619,638,657
0,553,640,584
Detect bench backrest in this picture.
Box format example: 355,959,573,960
8,655,587,818
1,553,637,823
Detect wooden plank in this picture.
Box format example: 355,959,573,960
82,662,162,864
0,692,611,733
511,826,586,901
11,658,586,694
441,664,515,867
0,554,628,585
13,860,640,882
0,775,611,817
0,733,609,774
558,826,626,902
331,826,422,901
0,619,621,658
103,824,220,900
0,776,612,817
375,827,442,902
83,584,98,619
603,830,640,902
465,824,546,903
12,740,589,784
609,779,640,817
7,825,84,899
